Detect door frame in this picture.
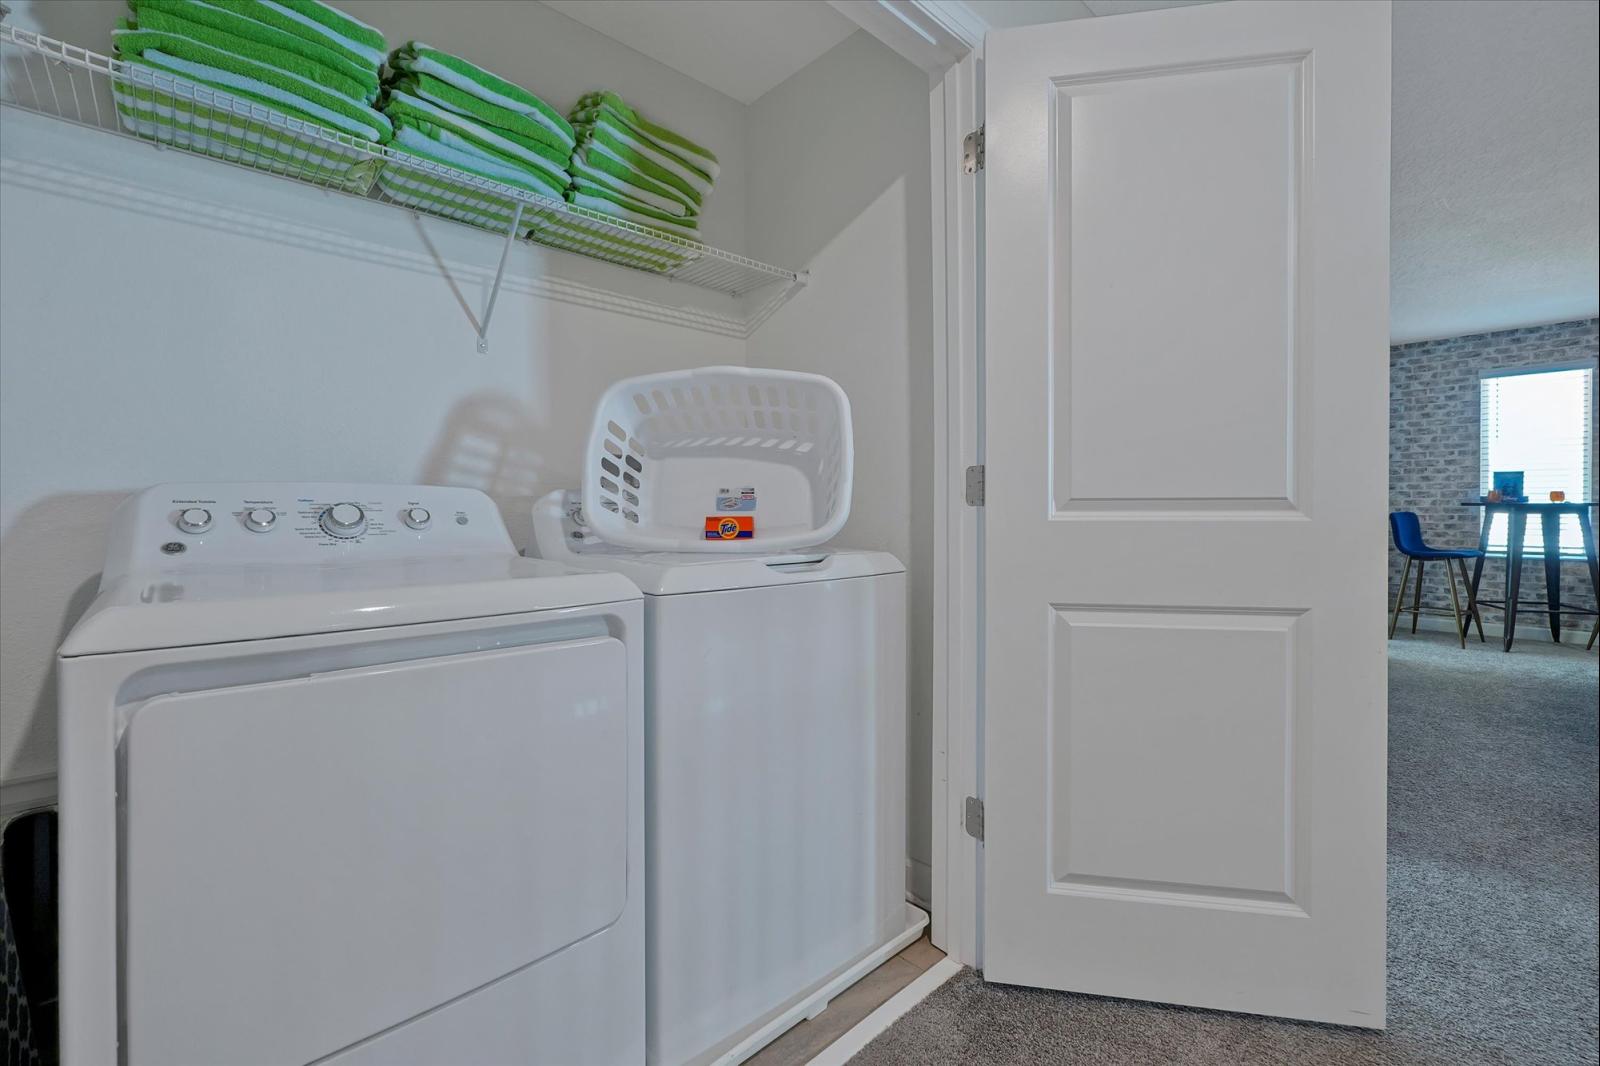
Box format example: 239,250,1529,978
929,47,983,968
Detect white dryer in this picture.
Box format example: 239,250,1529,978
57,483,644,1066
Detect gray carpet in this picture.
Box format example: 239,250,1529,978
855,632,1599,1065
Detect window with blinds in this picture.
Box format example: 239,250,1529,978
1479,364,1597,556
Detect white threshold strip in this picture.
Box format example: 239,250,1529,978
805,956,963,1066
708,903,930,1066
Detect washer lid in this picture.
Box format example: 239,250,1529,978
59,555,640,656
552,548,904,597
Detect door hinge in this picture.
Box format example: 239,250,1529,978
964,464,985,506
964,796,985,841
962,125,984,174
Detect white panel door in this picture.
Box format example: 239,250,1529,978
983,0,1390,1026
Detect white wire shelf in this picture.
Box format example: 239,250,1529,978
0,24,803,303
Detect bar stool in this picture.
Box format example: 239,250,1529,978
1389,511,1486,648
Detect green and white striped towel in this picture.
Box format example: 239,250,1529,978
384,88,569,189
128,0,381,101
570,147,692,218
375,166,527,234
529,212,696,273
260,0,387,68
572,90,717,180
388,124,566,200
388,42,573,149
114,20,391,140
112,63,380,189
569,185,699,237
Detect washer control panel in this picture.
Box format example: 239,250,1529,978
107,483,515,582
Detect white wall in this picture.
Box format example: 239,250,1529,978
0,0,750,786
743,31,935,904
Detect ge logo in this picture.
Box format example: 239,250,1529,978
717,518,740,539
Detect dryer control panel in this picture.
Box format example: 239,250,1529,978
101,483,516,583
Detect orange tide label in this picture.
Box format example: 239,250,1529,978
705,515,755,540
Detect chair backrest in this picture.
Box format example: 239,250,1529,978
1389,510,1427,556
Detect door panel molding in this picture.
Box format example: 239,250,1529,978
1045,605,1310,915
1047,52,1313,516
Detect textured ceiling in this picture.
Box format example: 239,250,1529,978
1391,0,1598,341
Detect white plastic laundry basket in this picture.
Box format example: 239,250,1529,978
583,366,853,552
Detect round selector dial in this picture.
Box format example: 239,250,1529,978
401,507,432,531
243,508,277,533
319,502,367,539
175,507,213,535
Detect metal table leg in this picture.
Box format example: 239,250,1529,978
1504,509,1526,652
1574,508,1600,646
1470,507,1491,621
1541,510,1563,642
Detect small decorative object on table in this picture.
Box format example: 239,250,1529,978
1550,490,1567,503
1492,470,1526,502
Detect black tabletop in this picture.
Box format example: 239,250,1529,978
1460,500,1593,509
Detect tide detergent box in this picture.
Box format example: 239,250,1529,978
704,515,755,540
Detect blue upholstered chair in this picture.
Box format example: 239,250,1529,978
1389,511,1485,648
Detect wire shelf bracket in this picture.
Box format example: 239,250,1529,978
0,23,808,344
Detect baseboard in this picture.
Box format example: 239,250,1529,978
705,904,930,1066
805,957,962,1065
0,771,57,820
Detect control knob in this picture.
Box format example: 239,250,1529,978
319,502,367,539
175,508,213,535
243,508,277,533
401,507,432,531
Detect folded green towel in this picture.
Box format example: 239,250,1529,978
376,166,530,234
530,213,695,273
386,73,570,157
383,88,569,186
186,0,381,70
131,0,380,99
575,115,712,200
570,178,696,230
113,64,380,188
568,185,699,237
390,125,566,200
573,89,718,180
114,21,391,140
262,0,385,66
575,121,704,207
127,3,375,103
389,42,573,148
570,148,692,218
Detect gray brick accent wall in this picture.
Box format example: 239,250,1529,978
1389,318,1599,634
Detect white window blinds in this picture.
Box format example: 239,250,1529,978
1478,364,1597,556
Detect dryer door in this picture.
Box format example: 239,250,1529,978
120,636,628,1066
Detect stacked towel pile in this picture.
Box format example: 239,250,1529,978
375,42,573,233
111,0,390,187
544,90,718,270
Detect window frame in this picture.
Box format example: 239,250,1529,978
1476,359,1598,560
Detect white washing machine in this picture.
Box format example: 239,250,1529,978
532,491,923,1066
57,483,645,1066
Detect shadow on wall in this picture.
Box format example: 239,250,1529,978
0,492,126,782
7,0,123,50
419,391,551,551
